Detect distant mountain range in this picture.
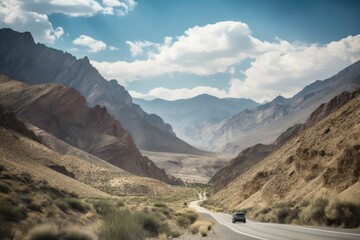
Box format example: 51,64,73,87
0,28,202,154
134,94,259,148
201,60,360,153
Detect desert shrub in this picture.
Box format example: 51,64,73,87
99,209,143,240
325,199,360,228
62,226,97,240
176,212,198,227
199,225,208,237
26,224,59,240
116,200,125,207
45,207,56,218
93,200,112,215
254,207,271,218
64,198,90,213
0,203,26,222
153,202,167,208
190,224,199,234
0,164,6,171
135,212,162,236
55,200,69,213
300,197,329,225
183,202,187,206
0,223,15,240
0,182,10,193
27,203,42,212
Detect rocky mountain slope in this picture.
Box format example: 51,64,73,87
201,60,360,153
0,75,181,185
134,94,259,148
0,28,201,154
0,107,186,197
210,88,360,194
209,88,360,209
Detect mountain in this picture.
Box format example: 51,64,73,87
0,28,202,154
201,60,360,153
0,75,182,185
134,94,259,147
209,87,360,209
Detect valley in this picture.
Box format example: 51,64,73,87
1,22,360,240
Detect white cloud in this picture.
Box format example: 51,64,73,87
92,21,360,101
109,46,120,51
126,40,157,57
129,86,228,101
0,0,137,44
102,0,137,16
73,35,107,53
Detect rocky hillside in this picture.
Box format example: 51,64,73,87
0,75,182,185
209,88,360,209
134,94,259,148
0,28,201,154
201,60,360,153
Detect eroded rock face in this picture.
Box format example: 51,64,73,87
0,28,201,154
0,76,182,185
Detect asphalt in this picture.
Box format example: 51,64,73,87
189,200,360,240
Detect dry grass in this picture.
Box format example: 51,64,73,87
199,225,208,237
190,220,213,235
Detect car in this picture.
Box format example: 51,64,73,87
232,212,246,223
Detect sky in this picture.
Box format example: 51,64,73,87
1,0,360,102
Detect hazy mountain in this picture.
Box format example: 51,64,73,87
134,94,259,147
201,60,360,153
0,75,182,185
209,87,360,209
0,28,202,154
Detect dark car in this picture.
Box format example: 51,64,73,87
232,212,246,223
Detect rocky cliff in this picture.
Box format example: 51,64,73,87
0,75,182,185
0,28,201,154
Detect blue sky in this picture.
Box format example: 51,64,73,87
1,0,360,102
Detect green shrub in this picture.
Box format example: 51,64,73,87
0,183,10,193
153,202,167,208
300,197,329,225
135,212,162,236
325,199,360,228
55,200,69,213
62,226,96,240
0,223,15,240
0,203,26,222
64,198,90,213
27,224,96,240
93,200,112,215
116,201,125,207
99,210,143,240
176,212,197,227
26,224,59,240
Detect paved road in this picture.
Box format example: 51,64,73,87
190,200,360,240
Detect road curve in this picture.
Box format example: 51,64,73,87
190,200,360,240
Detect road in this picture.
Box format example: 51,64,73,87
190,200,360,240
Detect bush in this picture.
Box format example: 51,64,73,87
26,224,59,240
99,210,143,240
158,233,168,240
62,226,96,240
153,202,167,208
176,212,198,227
64,198,90,213
0,183,10,193
0,203,26,222
300,198,329,225
135,212,162,236
325,199,360,228
27,203,42,212
199,225,208,237
0,223,15,240
116,201,125,207
26,224,96,240
55,200,69,213
93,200,112,215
